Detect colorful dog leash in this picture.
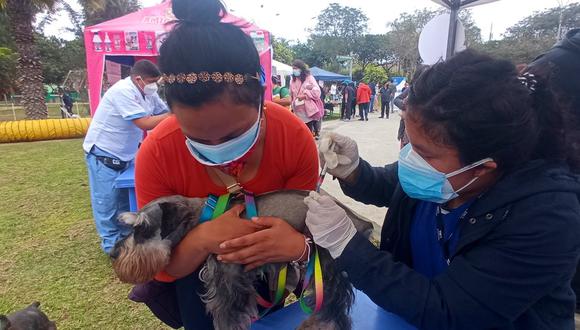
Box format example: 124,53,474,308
198,192,289,317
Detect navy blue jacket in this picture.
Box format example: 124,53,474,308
337,159,580,329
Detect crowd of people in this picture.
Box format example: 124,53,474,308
79,0,580,328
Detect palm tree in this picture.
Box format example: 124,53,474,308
0,0,58,119
78,0,140,27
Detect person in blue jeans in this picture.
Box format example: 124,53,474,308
83,60,170,254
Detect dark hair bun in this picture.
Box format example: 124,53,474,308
172,0,226,24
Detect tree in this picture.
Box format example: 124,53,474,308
0,0,59,119
353,34,384,73
387,9,434,77
36,34,85,85
477,3,580,64
0,47,17,97
311,3,368,56
272,37,294,65
362,64,388,84
78,0,140,26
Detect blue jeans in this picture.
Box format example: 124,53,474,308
358,103,369,120
85,152,131,254
370,95,376,112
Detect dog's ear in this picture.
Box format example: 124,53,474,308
29,301,41,309
0,315,10,330
118,212,139,227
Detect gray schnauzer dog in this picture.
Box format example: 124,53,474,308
0,302,57,330
111,190,374,330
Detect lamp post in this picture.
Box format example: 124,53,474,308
336,55,354,80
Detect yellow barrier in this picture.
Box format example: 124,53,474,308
0,118,91,143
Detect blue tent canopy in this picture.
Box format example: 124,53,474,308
310,67,350,81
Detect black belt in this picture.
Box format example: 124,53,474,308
94,155,128,171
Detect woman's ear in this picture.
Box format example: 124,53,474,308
474,161,498,177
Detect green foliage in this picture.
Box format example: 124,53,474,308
272,37,295,65
312,3,368,49
353,34,385,72
0,47,16,96
362,64,388,85
78,0,141,26
477,3,580,64
36,35,86,85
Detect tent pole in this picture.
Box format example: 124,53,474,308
446,0,460,59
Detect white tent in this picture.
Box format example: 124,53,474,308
272,60,293,77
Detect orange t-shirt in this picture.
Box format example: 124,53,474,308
135,102,319,281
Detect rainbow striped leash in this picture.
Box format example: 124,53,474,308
198,192,323,317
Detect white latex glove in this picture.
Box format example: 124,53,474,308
319,132,360,180
304,191,357,259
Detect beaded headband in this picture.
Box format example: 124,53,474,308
518,72,538,92
161,72,259,85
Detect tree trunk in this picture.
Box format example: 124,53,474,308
6,0,48,119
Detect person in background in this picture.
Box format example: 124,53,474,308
83,59,170,254
290,59,322,137
305,50,580,329
401,82,410,93
271,75,291,108
343,82,356,120
60,89,74,117
130,1,319,328
388,79,397,113
527,27,580,314
369,81,377,113
379,81,392,119
394,68,428,148
356,80,371,121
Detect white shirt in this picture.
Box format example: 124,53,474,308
83,77,169,161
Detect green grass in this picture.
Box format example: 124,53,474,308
0,139,168,329
0,103,91,121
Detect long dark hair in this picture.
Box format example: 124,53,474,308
527,28,580,172
159,0,263,109
407,50,578,173
292,59,310,83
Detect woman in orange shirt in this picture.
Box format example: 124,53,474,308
132,0,318,329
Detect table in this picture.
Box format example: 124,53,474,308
114,165,416,330
113,164,138,212
253,290,415,330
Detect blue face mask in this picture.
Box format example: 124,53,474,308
293,69,301,77
185,106,262,166
398,144,493,204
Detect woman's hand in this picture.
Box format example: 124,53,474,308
217,217,305,271
198,204,264,254
304,191,357,259
164,204,263,278
319,132,360,182
297,94,306,100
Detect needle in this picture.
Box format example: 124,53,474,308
315,142,335,192
315,162,328,192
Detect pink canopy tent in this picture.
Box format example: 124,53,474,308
84,1,272,115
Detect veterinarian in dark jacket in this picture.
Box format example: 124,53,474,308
305,50,580,329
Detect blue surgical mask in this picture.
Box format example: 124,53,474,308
398,144,493,204
293,69,301,77
185,106,262,166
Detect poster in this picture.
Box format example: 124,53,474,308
111,32,123,51
143,31,156,51
125,31,139,51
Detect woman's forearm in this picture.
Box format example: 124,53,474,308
164,226,210,279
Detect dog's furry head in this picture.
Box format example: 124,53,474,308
0,302,57,330
110,196,205,284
